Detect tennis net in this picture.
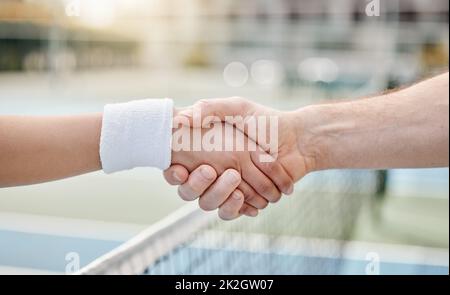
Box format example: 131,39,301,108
78,170,380,275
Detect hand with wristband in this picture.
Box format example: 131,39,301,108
0,98,290,220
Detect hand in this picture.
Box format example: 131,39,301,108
167,113,294,220
179,97,317,183
164,164,248,220
165,98,318,218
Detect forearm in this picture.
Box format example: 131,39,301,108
0,114,102,187
297,73,449,171
0,99,173,188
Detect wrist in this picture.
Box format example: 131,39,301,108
171,108,190,165
290,105,334,172
100,98,174,173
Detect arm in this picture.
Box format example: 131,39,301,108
0,114,102,187
0,112,248,220
0,99,287,220
0,99,175,188
165,72,449,204
298,72,449,170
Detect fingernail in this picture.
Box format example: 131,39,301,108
172,172,182,183
232,191,242,200
227,170,241,184
285,185,294,195
200,166,215,181
247,209,258,217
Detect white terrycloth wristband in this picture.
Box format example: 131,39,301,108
100,98,173,173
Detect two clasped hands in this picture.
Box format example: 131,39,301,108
0,73,447,221
164,73,449,220
164,98,308,220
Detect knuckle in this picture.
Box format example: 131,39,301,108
228,154,241,169
195,100,210,114
197,99,210,106
244,193,254,202
235,97,249,108
262,162,276,174
259,182,274,196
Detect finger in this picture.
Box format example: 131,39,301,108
239,203,259,217
198,169,241,211
178,97,253,127
218,190,244,220
163,165,189,185
238,181,269,210
242,163,282,203
250,150,294,195
177,165,217,201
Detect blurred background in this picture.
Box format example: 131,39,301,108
0,0,448,274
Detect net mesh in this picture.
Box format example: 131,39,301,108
79,170,379,275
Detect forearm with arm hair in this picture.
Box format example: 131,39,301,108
0,114,102,187
298,73,449,170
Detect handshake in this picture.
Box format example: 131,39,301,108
162,97,313,220
102,70,449,222
2,73,443,218
99,96,315,221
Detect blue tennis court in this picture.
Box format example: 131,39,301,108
0,227,448,275
1,170,448,275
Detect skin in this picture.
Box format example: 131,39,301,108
0,111,293,219
0,73,447,220
170,121,294,218
0,114,103,187
165,72,449,219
